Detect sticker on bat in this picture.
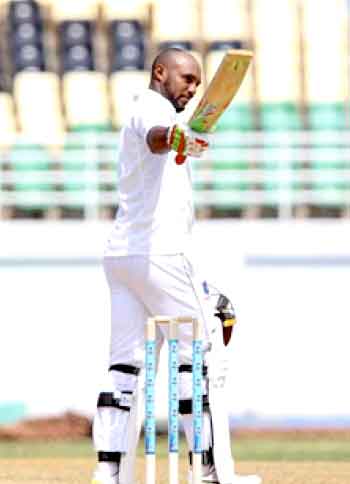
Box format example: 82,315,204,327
190,103,217,132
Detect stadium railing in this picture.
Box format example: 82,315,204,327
0,131,349,219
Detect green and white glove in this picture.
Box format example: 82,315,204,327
167,124,209,164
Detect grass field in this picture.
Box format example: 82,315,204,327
0,436,349,483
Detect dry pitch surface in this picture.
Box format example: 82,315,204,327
1,458,350,484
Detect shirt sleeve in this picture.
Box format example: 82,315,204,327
132,93,175,142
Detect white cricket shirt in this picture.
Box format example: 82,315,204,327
105,88,195,256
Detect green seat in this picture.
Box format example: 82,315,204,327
308,103,347,131
209,133,253,208
10,144,51,191
311,182,349,206
61,139,101,210
61,141,88,193
9,144,52,211
309,131,348,206
98,137,119,193
216,103,254,132
70,123,112,133
190,157,207,192
260,132,304,207
260,103,302,131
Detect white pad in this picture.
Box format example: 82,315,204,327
206,315,236,483
118,369,144,484
92,368,144,484
179,371,214,477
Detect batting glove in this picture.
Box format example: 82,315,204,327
167,124,209,164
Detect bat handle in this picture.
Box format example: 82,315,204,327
175,153,187,165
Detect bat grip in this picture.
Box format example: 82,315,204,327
175,153,187,165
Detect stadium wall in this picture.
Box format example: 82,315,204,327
1,220,349,427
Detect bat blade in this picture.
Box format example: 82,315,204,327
189,49,253,133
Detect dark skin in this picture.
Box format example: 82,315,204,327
146,51,201,154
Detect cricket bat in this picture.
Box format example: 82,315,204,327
176,49,253,164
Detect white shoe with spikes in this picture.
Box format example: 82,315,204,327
91,472,118,484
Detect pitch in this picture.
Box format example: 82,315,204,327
0,434,349,483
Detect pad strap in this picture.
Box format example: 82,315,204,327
109,364,140,375
97,391,133,411
179,394,209,415
189,447,214,466
98,451,122,463
179,364,208,376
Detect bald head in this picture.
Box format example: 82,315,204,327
151,48,199,77
150,48,201,112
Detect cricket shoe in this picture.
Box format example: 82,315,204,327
202,477,262,484
91,471,118,484
230,475,262,484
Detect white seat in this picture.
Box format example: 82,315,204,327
252,0,299,47
63,71,110,129
201,0,249,42
152,0,199,42
14,72,64,141
302,0,348,103
255,48,300,104
52,0,99,21
302,0,348,48
304,49,348,103
252,0,300,104
101,0,149,21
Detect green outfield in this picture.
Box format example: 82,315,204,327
0,435,349,483
1,435,350,461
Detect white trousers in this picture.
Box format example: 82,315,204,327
103,254,210,368
94,255,223,480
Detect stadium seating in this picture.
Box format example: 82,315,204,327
204,47,255,209
59,20,94,51
110,70,149,129
307,132,350,208
63,71,110,132
0,92,16,149
8,144,52,195
8,0,41,27
58,18,95,72
0,0,349,219
7,0,46,72
302,0,349,131
109,19,146,71
101,0,149,22
14,71,64,137
252,0,304,213
152,0,199,43
209,133,255,210
0,51,5,91
51,0,99,22
12,71,63,212
253,0,302,131
59,137,96,208
201,0,250,43
302,0,349,209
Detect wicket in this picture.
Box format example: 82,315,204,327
145,316,203,484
